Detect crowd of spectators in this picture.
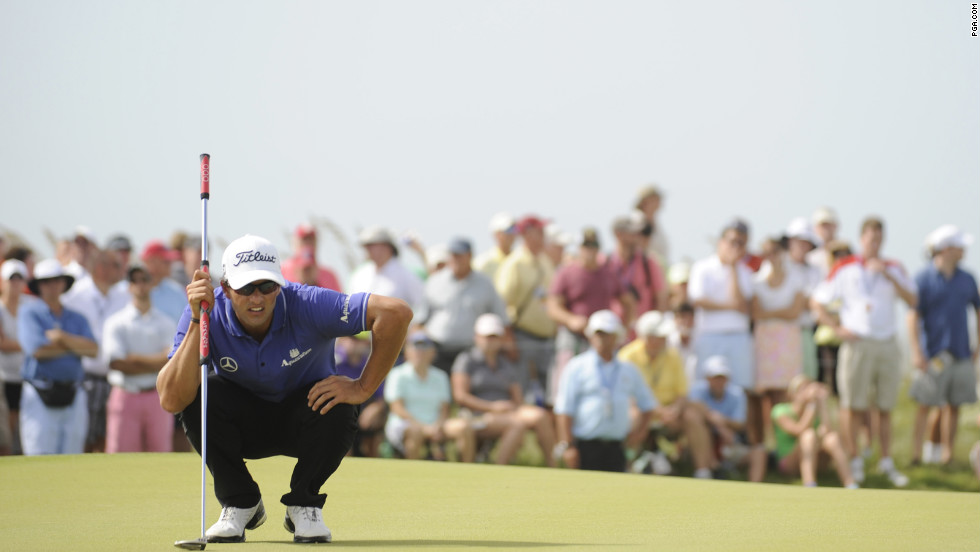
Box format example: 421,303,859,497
1,184,978,489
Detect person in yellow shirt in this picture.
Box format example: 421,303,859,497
619,311,716,479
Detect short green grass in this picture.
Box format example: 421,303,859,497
0,453,977,551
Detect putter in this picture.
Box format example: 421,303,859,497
175,153,212,550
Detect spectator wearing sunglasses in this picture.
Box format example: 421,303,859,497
157,234,412,544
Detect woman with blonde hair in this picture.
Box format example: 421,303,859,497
772,374,857,488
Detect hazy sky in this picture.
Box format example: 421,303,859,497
2,1,978,284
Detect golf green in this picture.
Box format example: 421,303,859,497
1,453,976,551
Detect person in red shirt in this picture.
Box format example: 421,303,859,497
281,224,341,291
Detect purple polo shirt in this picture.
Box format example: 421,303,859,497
170,282,370,402
914,265,980,360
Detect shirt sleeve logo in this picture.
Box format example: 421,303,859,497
218,357,239,373
340,294,351,323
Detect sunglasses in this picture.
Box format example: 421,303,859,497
233,281,280,296
129,275,152,284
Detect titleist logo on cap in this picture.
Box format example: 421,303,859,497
233,250,277,266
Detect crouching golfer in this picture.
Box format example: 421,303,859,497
157,235,411,543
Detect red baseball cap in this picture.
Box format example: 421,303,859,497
295,224,317,238
516,215,548,233
140,240,179,262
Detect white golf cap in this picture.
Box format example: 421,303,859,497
489,212,517,234
474,313,506,336
585,309,624,338
28,258,75,295
927,224,973,252
635,311,675,338
221,235,285,290
784,217,818,246
667,261,691,285
811,206,838,225
703,355,731,378
1,259,27,281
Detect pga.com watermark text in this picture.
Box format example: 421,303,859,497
973,4,978,36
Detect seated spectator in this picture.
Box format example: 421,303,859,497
335,332,386,458
384,332,476,462
553,310,656,472
619,311,715,478
772,375,857,488
451,313,557,467
688,356,767,482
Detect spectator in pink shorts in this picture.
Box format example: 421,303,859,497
101,264,177,452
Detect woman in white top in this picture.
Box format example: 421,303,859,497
751,239,807,443
0,259,29,454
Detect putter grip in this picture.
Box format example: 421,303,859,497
199,153,210,199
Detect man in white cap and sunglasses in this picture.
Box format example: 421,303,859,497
157,234,412,544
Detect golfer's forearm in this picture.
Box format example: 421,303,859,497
156,329,203,413
359,296,412,395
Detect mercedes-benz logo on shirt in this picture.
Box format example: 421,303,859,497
219,357,239,373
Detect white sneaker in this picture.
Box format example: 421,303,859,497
284,505,332,543
693,468,712,479
629,451,654,474
850,457,865,484
651,451,672,476
877,457,909,488
205,499,267,543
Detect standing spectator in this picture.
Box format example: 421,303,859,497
104,234,134,271
812,217,916,487
494,215,557,401
543,223,573,269
142,240,187,324
688,219,756,390
772,375,857,488
0,259,27,453
101,264,177,452
634,184,670,266
62,249,129,452
281,224,342,291
348,226,424,314
473,212,517,281
384,332,476,462
781,218,822,381
170,233,207,289
812,240,853,394
547,227,634,405
451,313,557,467
619,311,715,478
668,302,697,383
666,261,691,311
806,207,840,277
64,226,99,281
18,260,98,455
607,213,668,325
751,238,807,444
419,237,510,374
907,225,980,466
688,356,767,482
553,310,656,472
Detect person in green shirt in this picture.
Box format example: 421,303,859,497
772,375,857,488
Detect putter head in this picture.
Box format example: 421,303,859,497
174,538,206,550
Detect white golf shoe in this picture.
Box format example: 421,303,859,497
205,499,267,543
284,505,332,543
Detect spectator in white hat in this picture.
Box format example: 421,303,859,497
779,218,822,382
450,313,557,467
907,225,979,466
18,259,98,455
618,311,715,478
806,207,840,277
553,310,656,472
348,225,424,315
473,212,518,281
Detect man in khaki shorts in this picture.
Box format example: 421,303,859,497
813,217,917,487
